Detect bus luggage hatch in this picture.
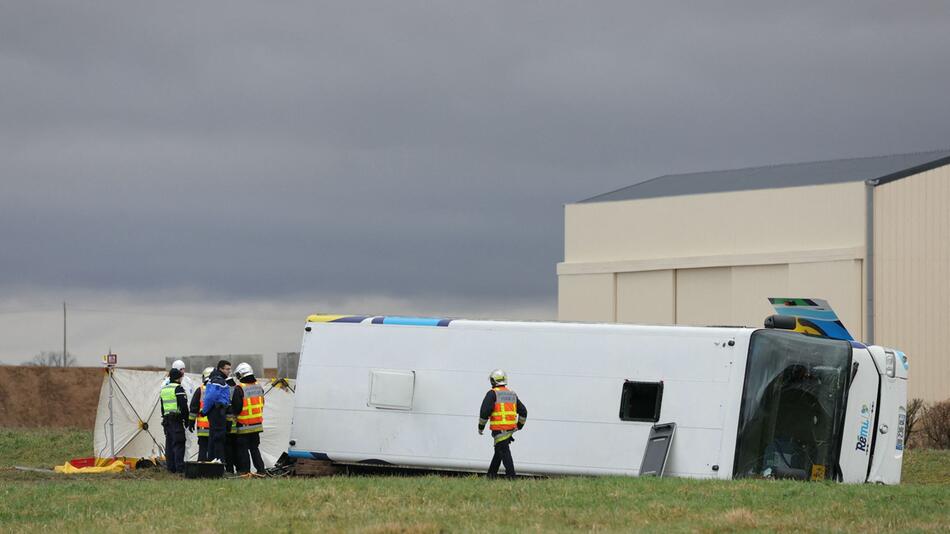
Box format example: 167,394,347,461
639,422,676,477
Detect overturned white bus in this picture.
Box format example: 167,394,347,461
287,312,907,483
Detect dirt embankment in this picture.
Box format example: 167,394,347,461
0,366,281,429
0,367,104,428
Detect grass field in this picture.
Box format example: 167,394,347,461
1,428,948,533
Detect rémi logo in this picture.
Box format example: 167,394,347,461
855,404,872,453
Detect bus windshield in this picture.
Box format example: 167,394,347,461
733,330,852,480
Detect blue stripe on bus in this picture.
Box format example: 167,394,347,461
807,319,853,341
369,316,452,327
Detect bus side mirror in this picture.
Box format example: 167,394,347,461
764,314,797,330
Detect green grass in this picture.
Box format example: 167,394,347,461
1,428,948,533
0,427,91,467
901,448,950,485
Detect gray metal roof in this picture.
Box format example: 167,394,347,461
580,149,950,203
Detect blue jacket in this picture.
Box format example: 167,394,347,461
201,370,231,414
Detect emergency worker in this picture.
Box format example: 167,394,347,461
188,367,214,461
230,362,266,474
163,359,186,386
477,369,527,479
164,359,198,401
160,368,189,473
202,359,232,462
224,374,244,473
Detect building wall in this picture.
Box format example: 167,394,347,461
617,270,675,324
559,182,867,346
557,273,615,322
565,182,866,262
875,163,950,402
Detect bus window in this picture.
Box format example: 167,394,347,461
733,330,851,480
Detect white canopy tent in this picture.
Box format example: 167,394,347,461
93,368,295,468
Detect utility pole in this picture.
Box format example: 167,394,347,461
63,301,67,367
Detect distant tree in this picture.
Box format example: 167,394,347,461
25,350,76,367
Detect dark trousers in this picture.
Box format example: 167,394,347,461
225,432,243,473
162,417,186,473
197,435,209,461
207,406,228,462
238,432,265,474
488,437,515,479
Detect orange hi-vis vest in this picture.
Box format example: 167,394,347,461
196,386,210,437
490,387,519,431
236,381,265,434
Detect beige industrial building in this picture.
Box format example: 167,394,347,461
559,150,950,402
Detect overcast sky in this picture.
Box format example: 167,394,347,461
2,2,949,366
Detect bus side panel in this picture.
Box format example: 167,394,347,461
289,322,750,478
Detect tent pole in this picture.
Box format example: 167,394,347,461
108,368,115,458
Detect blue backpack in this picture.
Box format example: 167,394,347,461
201,381,230,414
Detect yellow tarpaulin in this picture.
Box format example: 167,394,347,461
54,460,128,474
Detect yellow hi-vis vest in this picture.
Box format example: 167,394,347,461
490,387,518,431
236,382,264,434
160,383,180,416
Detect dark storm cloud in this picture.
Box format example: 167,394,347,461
2,1,949,302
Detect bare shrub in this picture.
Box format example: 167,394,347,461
920,399,950,449
905,398,925,447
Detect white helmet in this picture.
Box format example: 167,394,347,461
201,367,214,384
489,369,507,386
172,359,186,371
234,362,254,380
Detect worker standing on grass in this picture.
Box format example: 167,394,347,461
224,374,244,473
202,359,232,463
187,367,214,461
160,368,189,473
230,362,266,474
478,369,527,479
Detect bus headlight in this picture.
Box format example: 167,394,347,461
885,353,896,378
